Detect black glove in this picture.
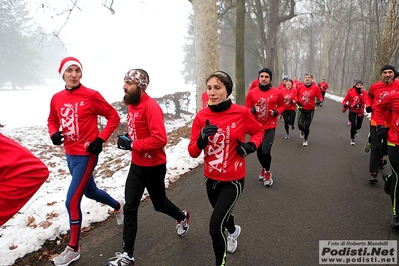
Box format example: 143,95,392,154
197,119,218,149
343,104,348,108
271,110,278,116
316,100,321,107
236,139,256,157
251,106,257,114
51,131,64,145
296,102,302,108
117,133,133,150
376,125,387,140
366,106,373,113
86,137,104,154
291,100,296,104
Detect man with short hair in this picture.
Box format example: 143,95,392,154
295,73,324,146
245,68,285,187
365,64,399,183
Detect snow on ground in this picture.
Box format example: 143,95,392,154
0,92,342,265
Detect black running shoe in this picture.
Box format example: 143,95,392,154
379,159,387,170
369,173,378,184
382,173,392,195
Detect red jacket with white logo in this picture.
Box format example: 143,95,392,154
245,86,285,130
47,84,120,155
375,91,399,146
281,87,297,111
188,103,264,181
342,88,368,115
366,80,399,127
295,83,324,111
127,93,167,166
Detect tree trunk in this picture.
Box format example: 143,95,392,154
320,1,332,81
374,0,399,82
191,0,220,111
235,0,245,104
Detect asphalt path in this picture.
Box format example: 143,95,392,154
48,98,399,266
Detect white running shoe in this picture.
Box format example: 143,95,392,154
227,225,241,253
115,199,125,226
106,252,135,266
285,134,290,139
176,210,190,236
303,140,308,146
51,246,80,266
350,139,356,146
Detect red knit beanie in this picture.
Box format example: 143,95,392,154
58,57,83,78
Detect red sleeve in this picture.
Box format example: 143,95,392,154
91,91,120,142
188,111,205,158
47,95,61,137
276,91,285,115
366,85,375,107
0,134,49,225
132,99,167,151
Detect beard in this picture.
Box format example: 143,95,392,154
123,89,141,105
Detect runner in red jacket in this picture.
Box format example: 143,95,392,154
365,65,399,183
295,73,323,146
245,68,285,187
375,90,399,228
48,57,123,266
188,71,264,266
108,68,190,266
342,80,368,146
280,79,297,139
0,133,49,226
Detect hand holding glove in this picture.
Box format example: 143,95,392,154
86,137,105,154
51,131,64,145
376,125,387,140
117,133,133,150
197,119,218,149
270,110,278,116
236,139,256,157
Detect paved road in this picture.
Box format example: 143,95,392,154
49,98,399,266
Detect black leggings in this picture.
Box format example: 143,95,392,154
388,146,399,216
256,128,276,171
206,178,244,266
348,112,364,139
369,125,388,173
297,109,315,140
122,163,186,256
282,110,296,134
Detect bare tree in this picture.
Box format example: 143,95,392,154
235,0,245,104
188,0,220,111
374,0,399,81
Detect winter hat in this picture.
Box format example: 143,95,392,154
124,68,149,92
380,64,396,75
58,57,82,78
258,68,273,81
211,71,233,96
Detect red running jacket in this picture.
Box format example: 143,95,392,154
0,133,49,225
188,103,264,181
47,85,120,155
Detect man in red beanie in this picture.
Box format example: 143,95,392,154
48,56,123,266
